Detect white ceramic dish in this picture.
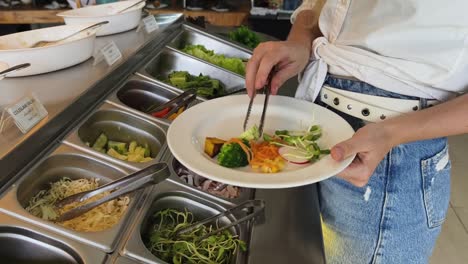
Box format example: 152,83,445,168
0,62,8,80
57,0,145,36
0,24,99,77
167,95,356,189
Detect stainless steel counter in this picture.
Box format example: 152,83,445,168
0,15,181,160
0,17,325,264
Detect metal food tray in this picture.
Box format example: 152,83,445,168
136,47,246,97
119,180,250,264
106,75,201,124
0,144,143,253
0,211,107,264
160,150,255,206
168,24,252,60
63,102,170,172
111,256,140,264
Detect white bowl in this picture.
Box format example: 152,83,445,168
57,0,145,36
0,23,98,77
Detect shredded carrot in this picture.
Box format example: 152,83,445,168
225,138,285,173
250,142,285,173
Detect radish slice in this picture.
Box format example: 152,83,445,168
278,147,310,164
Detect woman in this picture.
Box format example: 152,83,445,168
246,1,468,263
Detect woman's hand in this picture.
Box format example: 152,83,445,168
246,41,311,96
330,123,394,187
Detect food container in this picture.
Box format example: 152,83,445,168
112,256,141,264
0,212,106,264
0,144,142,252
120,180,249,264
0,23,98,77
137,47,246,96
167,24,251,61
106,75,199,122
64,103,169,171
57,0,146,36
163,151,254,204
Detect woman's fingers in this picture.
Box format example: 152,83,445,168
246,41,310,97
246,43,269,97
336,155,374,187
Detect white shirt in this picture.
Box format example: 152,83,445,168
292,0,468,102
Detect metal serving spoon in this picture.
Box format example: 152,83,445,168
29,21,109,49
0,63,30,78
115,0,146,14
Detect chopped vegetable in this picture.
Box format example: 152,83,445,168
152,107,170,118
144,208,246,264
204,137,227,158
271,125,330,162
228,26,261,49
217,141,249,168
175,160,241,199
164,71,225,99
88,133,153,163
108,141,127,154
278,147,310,164
25,177,129,232
182,44,246,75
250,141,285,173
239,124,259,141
92,133,107,151
167,106,185,121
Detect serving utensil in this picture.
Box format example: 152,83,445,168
115,0,146,14
144,88,197,118
0,63,30,78
54,162,170,222
243,70,274,137
174,199,265,241
29,21,109,49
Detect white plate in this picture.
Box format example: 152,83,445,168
167,95,355,189
57,0,145,36
0,23,97,77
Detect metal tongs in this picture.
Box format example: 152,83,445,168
144,89,197,118
54,163,170,222
175,199,265,241
243,70,275,137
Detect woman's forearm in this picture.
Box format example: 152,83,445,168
385,94,468,146
287,9,322,55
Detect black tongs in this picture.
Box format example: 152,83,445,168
144,89,197,118
243,71,275,137
174,199,265,241
54,163,170,222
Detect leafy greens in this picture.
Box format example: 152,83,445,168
145,208,246,264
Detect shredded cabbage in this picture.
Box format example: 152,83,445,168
25,177,130,232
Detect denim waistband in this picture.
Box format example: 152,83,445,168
324,75,423,100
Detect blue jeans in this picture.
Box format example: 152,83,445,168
317,76,451,264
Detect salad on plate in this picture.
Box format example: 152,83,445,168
204,124,330,173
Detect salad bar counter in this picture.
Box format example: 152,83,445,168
0,15,325,264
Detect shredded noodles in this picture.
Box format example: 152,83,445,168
25,177,130,232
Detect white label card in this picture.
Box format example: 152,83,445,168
6,94,48,134
100,41,122,66
142,15,159,33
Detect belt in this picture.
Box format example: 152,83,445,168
320,85,440,123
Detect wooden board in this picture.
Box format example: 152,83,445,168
0,5,249,26
0,6,67,24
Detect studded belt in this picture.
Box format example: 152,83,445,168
320,86,440,123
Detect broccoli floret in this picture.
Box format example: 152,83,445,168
217,143,248,168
